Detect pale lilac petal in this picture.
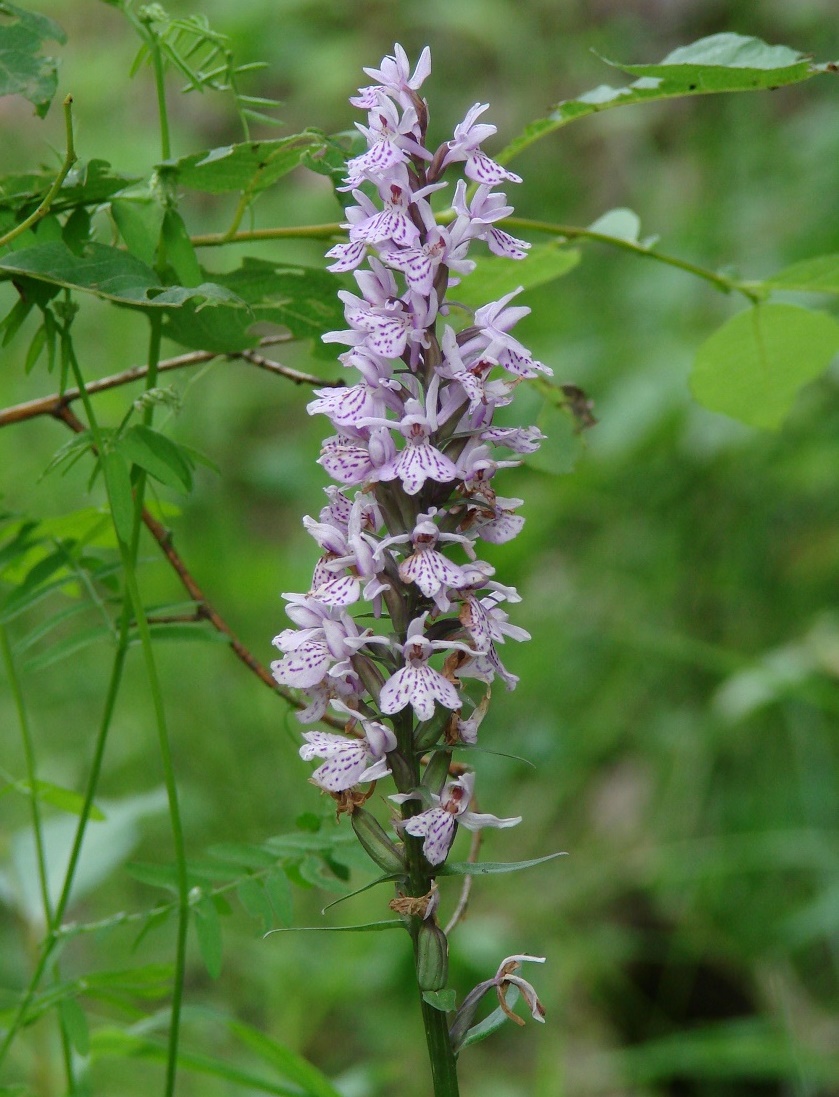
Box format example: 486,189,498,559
299,731,349,760
318,436,373,484
271,642,330,688
399,550,469,597
325,239,367,273
312,573,360,606
465,152,522,185
392,443,458,495
404,808,457,865
459,809,521,831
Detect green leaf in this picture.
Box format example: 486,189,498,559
458,989,521,1052
110,196,165,267
141,622,227,645
263,830,357,857
1,547,66,615
14,603,93,655
89,1026,308,1096
500,34,835,162
440,850,568,876
58,997,89,1055
192,896,223,979
690,303,839,429
422,988,457,1012
161,257,343,354
24,318,46,372
118,424,193,492
157,132,327,195
263,870,292,927
527,401,583,475
766,254,839,296
264,919,403,935
125,862,180,894
159,207,202,287
0,160,139,215
0,1,66,117
455,242,580,309
229,1019,344,1097
22,623,114,672
208,842,279,870
5,788,167,923
54,159,139,209
619,1018,839,1086
0,242,244,310
236,878,273,932
587,207,644,244
1,778,105,821
82,963,174,1000
100,449,134,544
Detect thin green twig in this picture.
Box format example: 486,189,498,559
141,16,172,162
0,628,51,924
503,216,764,302
188,217,763,303
0,96,78,250
190,223,343,247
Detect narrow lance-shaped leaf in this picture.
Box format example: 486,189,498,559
192,895,223,979
1,778,106,821
118,425,194,492
100,449,134,545
499,33,839,163
229,1019,345,1097
439,850,568,877
690,303,839,430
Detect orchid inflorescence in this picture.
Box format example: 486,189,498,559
271,43,546,1044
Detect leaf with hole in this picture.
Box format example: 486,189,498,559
157,132,327,194
0,1,66,116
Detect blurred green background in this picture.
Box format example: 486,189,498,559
2,0,839,1094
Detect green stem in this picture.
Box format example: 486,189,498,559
0,96,77,249
0,627,51,924
142,18,171,161
389,709,460,1096
190,223,343,247
0,578,133,1070
419,993,461,1097
503,216,763,303
188,216,763,304
118,543,189,1097
62,315,189,1097
0,627,78,1092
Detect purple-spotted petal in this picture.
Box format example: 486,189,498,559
403,808,457,866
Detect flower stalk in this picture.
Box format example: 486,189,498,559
271,44,547,1094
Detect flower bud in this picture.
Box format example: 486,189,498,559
416,920,449,991
351,806,406,874
420,749,451,795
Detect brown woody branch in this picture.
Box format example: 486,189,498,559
0,337,343,428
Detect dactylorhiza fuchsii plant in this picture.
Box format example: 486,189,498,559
271,45,546,1093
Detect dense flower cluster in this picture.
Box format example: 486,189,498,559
271,43,548,869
